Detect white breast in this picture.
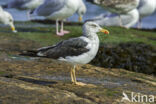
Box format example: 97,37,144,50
138,0,156,18
48,0,79,20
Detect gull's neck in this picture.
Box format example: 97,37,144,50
83,29,99,41
0,7,3,13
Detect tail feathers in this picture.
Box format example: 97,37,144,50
20,50,38,57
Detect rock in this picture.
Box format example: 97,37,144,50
0,77,95,104
91,42,156,75
0,26,155,104
0,54,156,104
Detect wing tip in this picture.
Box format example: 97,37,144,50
20,50,38,57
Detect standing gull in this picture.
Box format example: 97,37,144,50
93,9,139,28
86,0,140,26
0,6,17,33
137,0,156,28
21,22,109,85
86,0,140,14
33,0,86,36
2,0,45,19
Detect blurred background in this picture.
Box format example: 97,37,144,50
0,0,156,29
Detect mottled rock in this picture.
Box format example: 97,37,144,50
91,43,156,75
0,27,155,104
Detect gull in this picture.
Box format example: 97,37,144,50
33,0,86,36
86,0,140,26
76,0,87,22
2,0,45,19
137,0,156,28
93,9,139,28
0,6,17,33
21,21,109,86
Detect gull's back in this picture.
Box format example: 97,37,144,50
86,0,140,14
34,0,66,16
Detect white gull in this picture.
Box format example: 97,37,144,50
33,0,86,36
0,6,17,33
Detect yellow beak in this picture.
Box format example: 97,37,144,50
79,16,82,22
100,29,109,34
11,25,15,32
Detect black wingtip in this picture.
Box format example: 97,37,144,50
1,4,8,8
84,18,100,23
30,9,35,14
86,0,94,3
20,50,38,57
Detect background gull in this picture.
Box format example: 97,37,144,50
86,0,140,26
0,6,17,33
33,0,86,36
86,0,140,14
137,0,156,28
21,21,109,86
2,0,45,19
77,0,87,22
93,9,139,28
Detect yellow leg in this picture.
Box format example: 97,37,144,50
70,65,87,86
70,66,77,83
72,67,76,83
70,68,74,83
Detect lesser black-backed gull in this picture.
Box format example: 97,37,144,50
137,0,156,28
93,9,139,28
0,6,17,33
33,0,86,36
21,21,109,86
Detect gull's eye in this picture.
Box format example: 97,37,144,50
9,19,12,22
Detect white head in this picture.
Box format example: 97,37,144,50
0,6,17,33
77,0,87,22
4,12,17,33
8,17,17,33
83,21,109,37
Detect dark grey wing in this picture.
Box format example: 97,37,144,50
37,38,89,59
7,0,31,9
34,0,65,16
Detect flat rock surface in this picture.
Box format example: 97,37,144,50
0,31,155,104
